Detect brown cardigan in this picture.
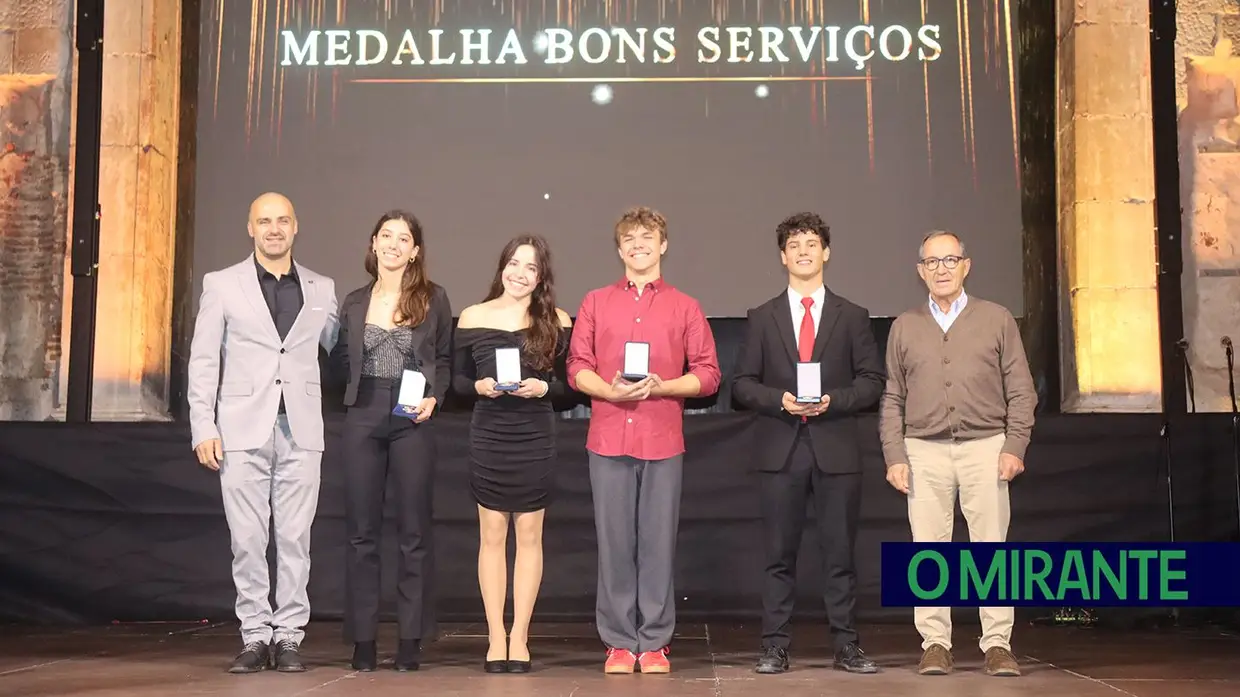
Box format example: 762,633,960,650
879,295,1037,466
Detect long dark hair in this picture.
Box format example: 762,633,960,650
484,235,561,372
364,210,433,327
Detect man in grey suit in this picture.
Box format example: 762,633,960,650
188,192,340,674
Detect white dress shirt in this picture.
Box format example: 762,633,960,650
787,285,826,346
928,289,969,332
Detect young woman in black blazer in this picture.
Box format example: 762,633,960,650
330,210,451,672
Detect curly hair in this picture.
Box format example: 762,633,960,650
614,206,668,245
776,212,830,249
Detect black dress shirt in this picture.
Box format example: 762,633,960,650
256,258,303,413
255,257,303,341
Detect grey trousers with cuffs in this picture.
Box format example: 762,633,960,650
588,452,684,653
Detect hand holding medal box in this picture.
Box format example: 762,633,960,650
392,370,427,417
795,361,822,404
494,347,522,392
622,341,650,382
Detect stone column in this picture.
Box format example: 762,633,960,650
1178,2,1240,413
1056,0,1163,412
0,0,71,421
0,76,66,420
55,0,184,420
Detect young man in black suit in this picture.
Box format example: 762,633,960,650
732,212,885,675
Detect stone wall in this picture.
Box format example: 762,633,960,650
0,0,71,420
1056,0,1163,412
1,0,184,422
1178,0,1240,413
53,0,184,420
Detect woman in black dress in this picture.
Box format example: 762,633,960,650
330,210,452,672
452,234,572,672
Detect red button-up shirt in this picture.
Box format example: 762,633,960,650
567,277,722,460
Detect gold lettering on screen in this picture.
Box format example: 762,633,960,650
279,24,943,74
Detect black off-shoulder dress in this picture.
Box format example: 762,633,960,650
452,327,571,513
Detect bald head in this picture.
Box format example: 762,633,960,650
249,192,295,222
247,192,297,261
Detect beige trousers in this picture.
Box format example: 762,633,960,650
905,433,1013,653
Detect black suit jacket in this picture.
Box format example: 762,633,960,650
329,282,454,407
731,288,885,474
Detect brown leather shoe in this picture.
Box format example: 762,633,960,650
917,644,953,675
983,647,1021,677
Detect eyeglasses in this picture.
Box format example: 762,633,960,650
919,255,965,271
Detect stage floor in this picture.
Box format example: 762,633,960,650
0,621,1235,696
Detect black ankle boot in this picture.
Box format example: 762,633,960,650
394,639,420,671
351,641,377,671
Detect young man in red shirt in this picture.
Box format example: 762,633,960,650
567,207,722,674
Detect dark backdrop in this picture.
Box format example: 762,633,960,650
2,407,1237,627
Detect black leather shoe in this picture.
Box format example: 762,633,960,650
833,643,879,673
506,659,531,673
394,639,420,671
755,646,789,674
484,659,508,673
273,639,306,672
228,641,270,674
352,641,377,671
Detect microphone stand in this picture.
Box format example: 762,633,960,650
1182,339,1196,414
1223,337,1239,539
1150,339,1192,628
1162,340,1192,548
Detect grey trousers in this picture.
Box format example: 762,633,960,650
219,414,322,646
588,452,683,653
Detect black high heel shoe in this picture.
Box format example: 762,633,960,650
507,638,531,673
506,659,531,673
485,639,508,673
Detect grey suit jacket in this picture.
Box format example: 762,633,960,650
188,255,340,452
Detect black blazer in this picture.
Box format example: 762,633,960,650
731,288,885,474
330,282,453,407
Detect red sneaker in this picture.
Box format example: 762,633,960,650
638,646,671,673
604,647,637,674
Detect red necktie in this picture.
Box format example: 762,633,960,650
798,296,815,422
799,296,815,361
